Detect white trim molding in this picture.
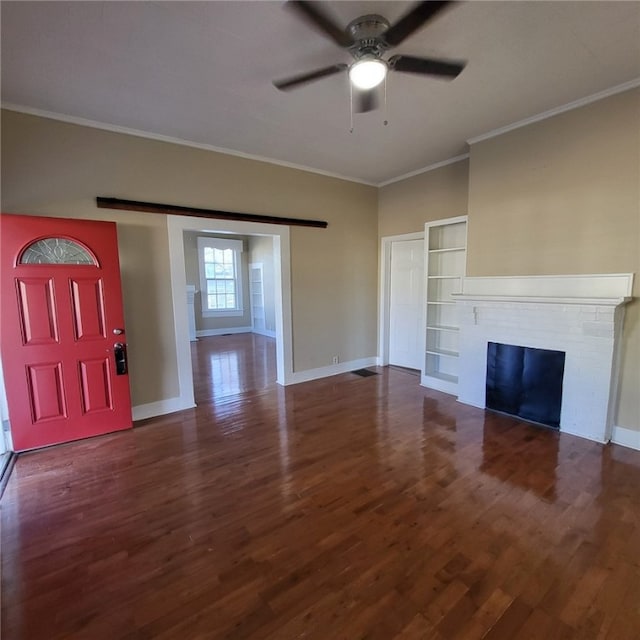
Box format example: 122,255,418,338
453,273,634,305
466,79,640,145
611,426,640,451
287,357,379,385
1,103,376,187
132,396,195,422
196,327,252,338
252,328,277,339
378,154,469,187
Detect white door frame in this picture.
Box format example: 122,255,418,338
168,215,293,412
378,231,425,367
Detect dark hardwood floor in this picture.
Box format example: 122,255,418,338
2,334,639,639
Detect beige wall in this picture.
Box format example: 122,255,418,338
377,88,640,432
3,88,638,432
467,88,639,430
248,235,276,333
378,159,469,237
183,231,252,331
1,110,379,407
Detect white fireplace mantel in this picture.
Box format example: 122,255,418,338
453,274,634,444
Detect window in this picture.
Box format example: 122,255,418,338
20,237,96,265
197,237,244,317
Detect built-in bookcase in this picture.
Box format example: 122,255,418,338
422,216,468,395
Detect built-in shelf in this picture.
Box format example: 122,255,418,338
426,324,459,332
424,369,458,384
426,348,459,358
422,216,468,396
428,246,466,254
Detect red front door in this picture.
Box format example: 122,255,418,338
0,213,132,451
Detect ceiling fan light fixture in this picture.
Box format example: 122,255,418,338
349,58,387,90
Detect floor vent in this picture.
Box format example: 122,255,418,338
351,369,378,377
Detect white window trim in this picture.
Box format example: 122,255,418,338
197,236,244,318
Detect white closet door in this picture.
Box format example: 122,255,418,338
388,239,424,370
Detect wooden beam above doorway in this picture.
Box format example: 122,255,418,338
96,197,328,229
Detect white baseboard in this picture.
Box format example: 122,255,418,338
252,328,276,338
196,326,252,337
132,397,195,421
285,357,379,385
559,426,607,445
611,425,640,451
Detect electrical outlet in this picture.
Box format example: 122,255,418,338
332,356,339,365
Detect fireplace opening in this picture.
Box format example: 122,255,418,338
486,342,565,429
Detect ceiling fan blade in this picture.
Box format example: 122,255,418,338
273,63,348,91
383,1,454,47
286,1,354,48
355,88,379,113
389,54,465,78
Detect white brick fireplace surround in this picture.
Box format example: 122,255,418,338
453,274,635,446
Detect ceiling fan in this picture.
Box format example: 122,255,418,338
273,0,466,113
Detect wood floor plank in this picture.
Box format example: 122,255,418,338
2,333,640,639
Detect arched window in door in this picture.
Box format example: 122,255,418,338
19,237,97,265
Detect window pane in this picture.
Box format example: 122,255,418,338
200,241,241,314
20,238,96,265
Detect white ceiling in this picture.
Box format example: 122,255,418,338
2,1,639,185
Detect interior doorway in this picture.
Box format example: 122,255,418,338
379,232,425,371
167,215,293,413
388,238,425,370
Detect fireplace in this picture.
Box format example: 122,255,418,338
453,274,633,443
486,342,565,429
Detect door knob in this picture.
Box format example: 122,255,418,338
113,328,124,335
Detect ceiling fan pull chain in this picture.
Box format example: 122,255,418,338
383,75,389,126
349,81,354,133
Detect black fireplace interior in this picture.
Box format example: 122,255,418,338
486,342,565,429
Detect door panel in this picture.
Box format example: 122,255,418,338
79,358,113,414
27,362,67,422
17,277,59,344
70,277,106,340
1,213,132,451
389,239,424,370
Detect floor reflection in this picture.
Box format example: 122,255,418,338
479,412,559,500
191,334,277,404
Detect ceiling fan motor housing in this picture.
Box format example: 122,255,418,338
273,2,466,98
347,14,391,60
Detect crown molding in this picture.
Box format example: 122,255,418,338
377,154,470,187
4,76,639,189
0,103,378,187
466,78,640,146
